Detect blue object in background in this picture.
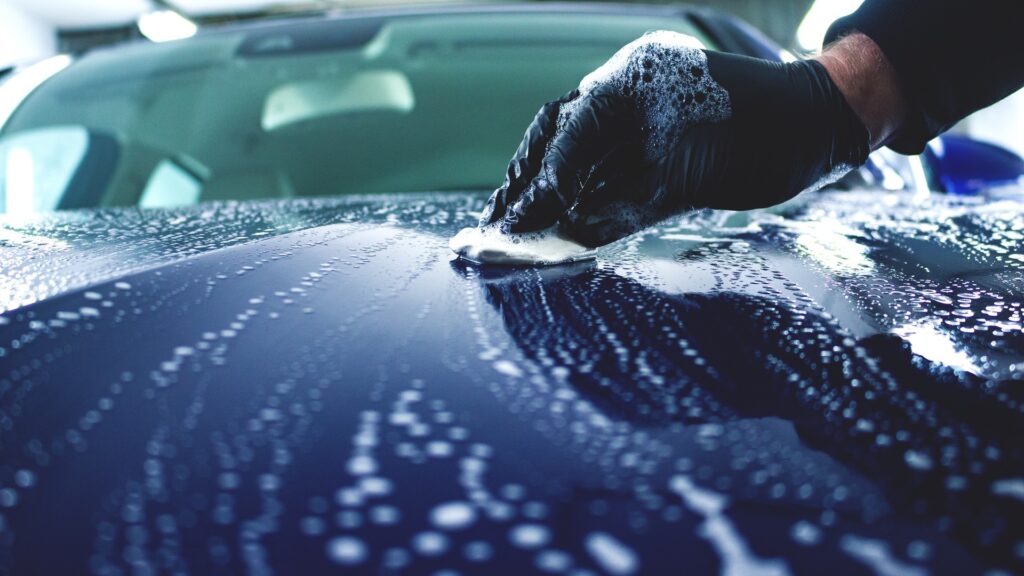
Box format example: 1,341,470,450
925,133,1024,195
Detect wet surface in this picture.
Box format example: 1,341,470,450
0,190,1022,575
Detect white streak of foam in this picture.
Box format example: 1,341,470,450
839,535,928,576
492,360,523,378
669,475,790,576
585,531,639,575
992,478,1024,502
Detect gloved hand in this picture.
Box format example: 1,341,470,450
479,31,871,247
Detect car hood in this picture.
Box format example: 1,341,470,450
0,191,1022,574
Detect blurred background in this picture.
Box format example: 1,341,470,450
2,0,1021,157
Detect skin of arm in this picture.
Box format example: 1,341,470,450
815,32,908,150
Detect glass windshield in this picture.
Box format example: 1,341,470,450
0,10,711,214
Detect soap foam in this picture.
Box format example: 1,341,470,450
449,225,595,266
558,30,731,161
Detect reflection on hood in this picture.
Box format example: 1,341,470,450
456,258,1024,566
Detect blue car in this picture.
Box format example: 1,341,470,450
0,3,1022,575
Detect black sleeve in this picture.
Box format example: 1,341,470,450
825,0,1024,154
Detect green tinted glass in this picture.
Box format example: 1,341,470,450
0,12,711,213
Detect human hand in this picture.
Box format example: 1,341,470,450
479,31,871,247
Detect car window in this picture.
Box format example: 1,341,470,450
0,126,92,214
0,12,713,214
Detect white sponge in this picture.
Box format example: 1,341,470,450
449,225,595,266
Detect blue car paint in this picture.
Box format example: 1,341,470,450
926,134,1024,195
0,191,1022,574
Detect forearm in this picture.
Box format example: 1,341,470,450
815,32,906,150
821,0,1024,155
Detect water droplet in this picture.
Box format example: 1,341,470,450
430,501,477,531
510,524,550,549
326,536,367,566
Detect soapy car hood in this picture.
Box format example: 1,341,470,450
0,190,1022,574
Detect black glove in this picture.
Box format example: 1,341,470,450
479,32,871,247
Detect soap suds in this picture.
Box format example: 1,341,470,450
558,30,731,161
449,225,595,266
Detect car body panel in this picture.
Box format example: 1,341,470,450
1,191,1022,574
926,134,1024,195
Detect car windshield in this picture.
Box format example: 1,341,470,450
0,10,711,215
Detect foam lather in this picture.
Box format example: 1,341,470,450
449,225,595,266
557,30,731,161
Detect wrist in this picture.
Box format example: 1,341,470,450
815,32,906,149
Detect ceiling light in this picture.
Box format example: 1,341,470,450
137,9,197,43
